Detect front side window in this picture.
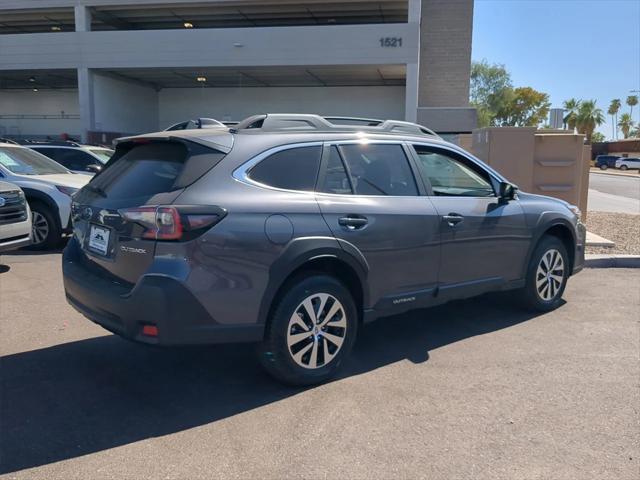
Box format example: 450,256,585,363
412,146,494,197
248,146,321,191
336,143,418,196
0,147,69,175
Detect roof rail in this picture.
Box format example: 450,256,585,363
234,114,440,138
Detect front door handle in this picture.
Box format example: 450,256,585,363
442,213,464,227
338,216,368,230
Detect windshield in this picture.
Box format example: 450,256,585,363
0,147,70,175
88,148,114,164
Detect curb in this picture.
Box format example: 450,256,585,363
590,170,639,178
584,255,640,268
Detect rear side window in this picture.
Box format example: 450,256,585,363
337,144,418,196
91,143,188,199
248,146,321,191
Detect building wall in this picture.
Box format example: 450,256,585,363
92,73,159,134
0,89,81,138
159,86,406,128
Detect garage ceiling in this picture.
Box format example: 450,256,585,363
102,65,406,88
0,1,407,34
0,70,78,89
0,65,405,90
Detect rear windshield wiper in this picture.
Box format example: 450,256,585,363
85,184,107,198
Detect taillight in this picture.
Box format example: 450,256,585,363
119,206,225,241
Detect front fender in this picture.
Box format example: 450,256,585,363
522,213,579,277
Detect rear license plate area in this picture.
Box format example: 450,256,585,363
87,224,111,257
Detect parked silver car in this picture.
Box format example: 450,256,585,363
0,181,31,252
615,157,640,171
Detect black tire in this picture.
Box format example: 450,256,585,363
619,164,628,171
599,164,608,170
259,274,358,386
27,201,61,250
518,235,569,312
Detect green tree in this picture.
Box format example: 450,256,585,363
590,131,605,143
626,95,638,121
494,87,551,127
562,98,581,131
618,112,635,139
576,100,605,143
470,60,512,127
608,99,621,139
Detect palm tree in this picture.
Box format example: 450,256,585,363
618,113,634,139
576,100,605,143
627,95,638,121
608,99,621,140
563,98,581,131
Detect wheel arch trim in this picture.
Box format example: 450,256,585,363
257,236,369,327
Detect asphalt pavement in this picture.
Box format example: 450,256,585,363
588,172,640,214
0,252,638,480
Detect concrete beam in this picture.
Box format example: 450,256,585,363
0,23,418,70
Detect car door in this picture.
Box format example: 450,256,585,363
408,143,530,300
315,141,441,312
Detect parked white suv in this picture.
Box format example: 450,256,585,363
0,143,90,249
0,181,31,252
615,157,640,171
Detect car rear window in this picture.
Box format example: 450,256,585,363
248,146,321,191
90,142,224,199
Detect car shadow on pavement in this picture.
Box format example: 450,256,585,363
0,293,547,474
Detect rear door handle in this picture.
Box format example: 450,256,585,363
338,216,368,230
442,213,464,227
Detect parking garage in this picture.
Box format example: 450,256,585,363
0,0,476,142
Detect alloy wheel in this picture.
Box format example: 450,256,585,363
535,249,565,301
31,211,50,245
286,293,347,369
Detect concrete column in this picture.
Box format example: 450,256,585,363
408,0,422,24
74,5,91,32
416,0,477,133
405,63,419,123
77,68,95,143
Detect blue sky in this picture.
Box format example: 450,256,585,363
472,0,640,137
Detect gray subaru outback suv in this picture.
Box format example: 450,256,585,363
63,114,585,385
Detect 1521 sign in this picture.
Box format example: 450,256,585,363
379,37,402,47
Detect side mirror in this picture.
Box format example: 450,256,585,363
86,164,102,173
499,181,517,201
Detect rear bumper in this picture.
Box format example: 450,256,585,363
62,238,264,345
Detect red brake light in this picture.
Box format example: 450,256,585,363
119,206,225,241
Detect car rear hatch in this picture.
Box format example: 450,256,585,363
71,136,229,285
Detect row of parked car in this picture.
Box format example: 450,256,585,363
594,154,640,171
0,140,114,252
